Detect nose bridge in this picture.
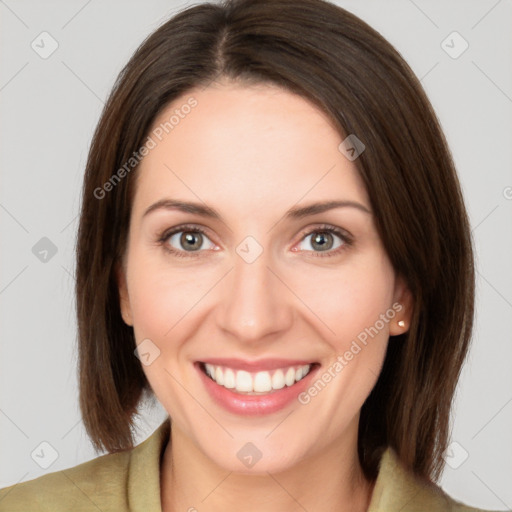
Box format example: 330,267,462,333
215,243,293,341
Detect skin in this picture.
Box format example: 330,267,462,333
117,80,412,512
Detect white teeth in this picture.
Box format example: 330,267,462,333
202,363,313,394
235,370,253,392
205,363,215,379
254,371,272,392
215,366,224,386
271,369,285,390
285,367,296,386
224,368,235,389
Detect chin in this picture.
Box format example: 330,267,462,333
193,431,311,475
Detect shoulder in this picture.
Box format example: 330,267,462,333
370,447,507,512
0,417,170,512
0,448,131,512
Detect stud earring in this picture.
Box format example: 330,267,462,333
397,320,405,328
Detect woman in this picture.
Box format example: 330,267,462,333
0,0,504,510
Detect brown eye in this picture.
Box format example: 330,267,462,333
296,228,347,255
291,224,353,258
178,231,204,251
161,225,216,256
310,231,335,251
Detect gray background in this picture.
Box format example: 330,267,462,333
1,0,511,508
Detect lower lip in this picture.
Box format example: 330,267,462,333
196,363,319,416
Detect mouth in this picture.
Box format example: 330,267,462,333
195,359,321,416
199,361,317,395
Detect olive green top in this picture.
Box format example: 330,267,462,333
0,417,499,511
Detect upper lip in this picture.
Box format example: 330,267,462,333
198,358,318,372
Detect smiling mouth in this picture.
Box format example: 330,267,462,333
198,362,320,395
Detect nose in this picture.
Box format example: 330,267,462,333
214,248,294,344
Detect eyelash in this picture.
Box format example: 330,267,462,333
157,223,353,259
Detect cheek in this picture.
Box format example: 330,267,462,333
295,260,396,420
126,251,204,340
128,279,173,340
289,257,396,346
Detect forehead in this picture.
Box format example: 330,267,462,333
132,82,369,221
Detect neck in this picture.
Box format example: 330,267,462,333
160,421,375,512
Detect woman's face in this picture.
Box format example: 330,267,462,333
118,81,411,473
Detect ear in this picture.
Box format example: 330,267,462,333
389,275,413,336
115,260,133,326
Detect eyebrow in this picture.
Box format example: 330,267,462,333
142,198,371,221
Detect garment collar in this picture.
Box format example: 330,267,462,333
128,416,449,512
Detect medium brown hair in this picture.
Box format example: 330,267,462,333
76,0,474,483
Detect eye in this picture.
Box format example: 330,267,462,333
294,225,352,257
158,223,352,259
158,224,216,257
